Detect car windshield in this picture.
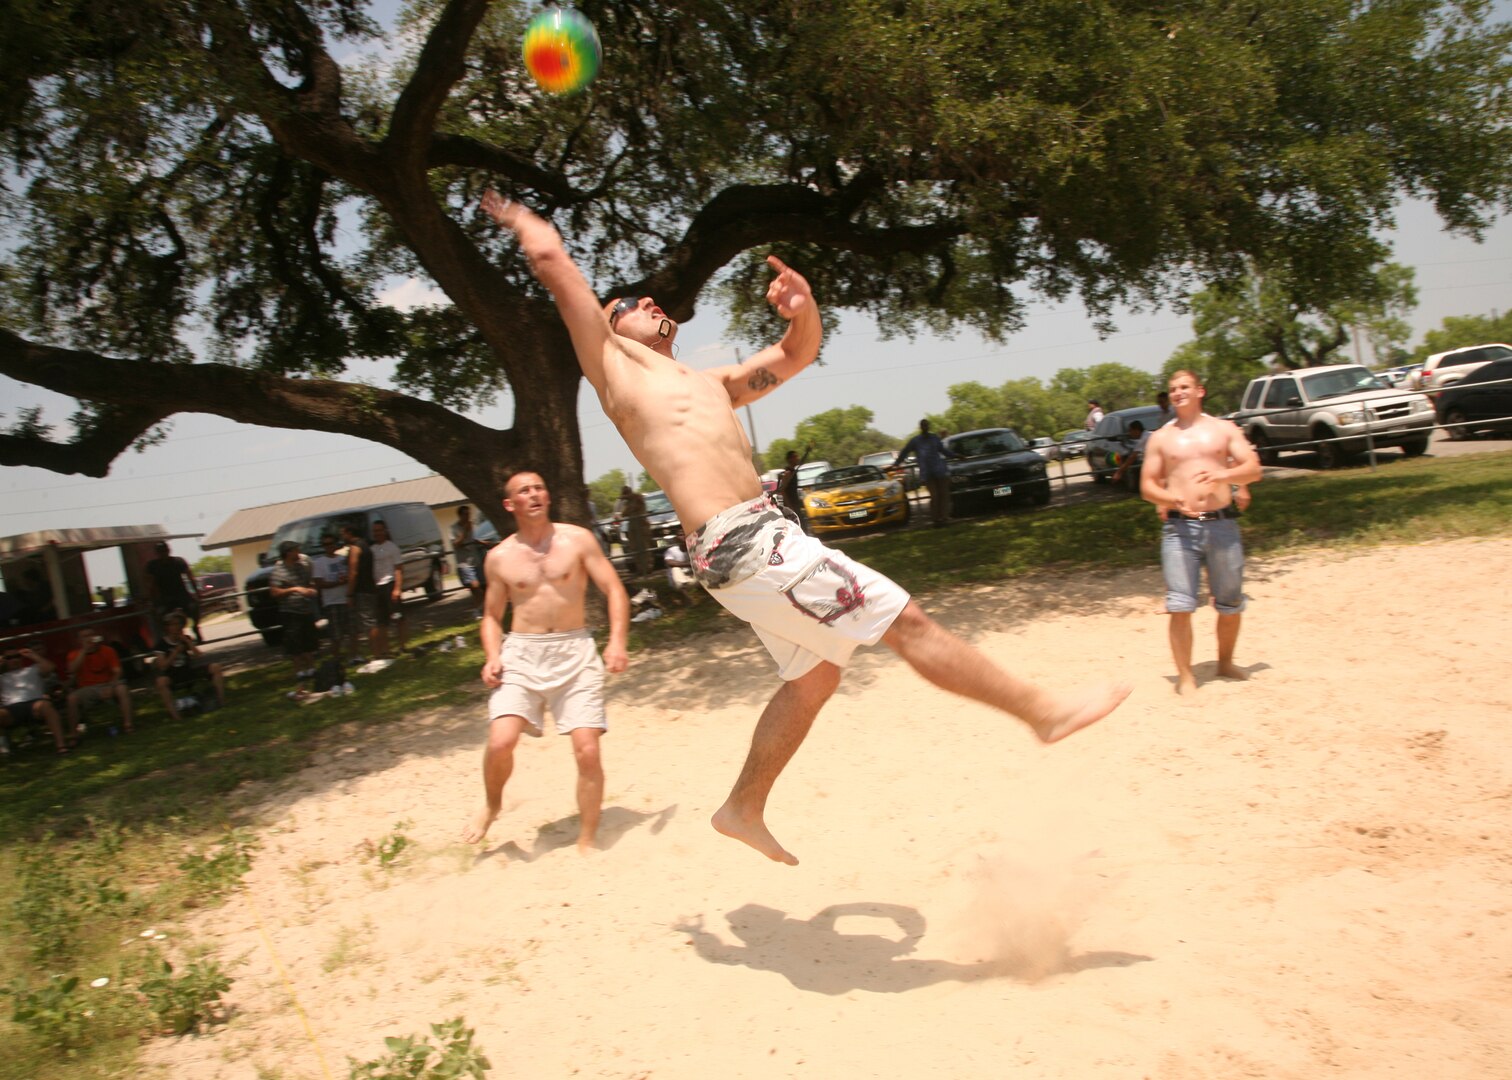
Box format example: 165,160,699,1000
817,466,885,486
1301,366,1386,400
271,512,368,555
643,491,673,515
948,430,1026,457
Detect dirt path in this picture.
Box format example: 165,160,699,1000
144,538,1512,1079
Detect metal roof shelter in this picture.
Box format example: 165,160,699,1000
0,525,200,559
201,475,467,551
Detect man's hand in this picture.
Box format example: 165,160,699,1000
480,656,503,688
765,256,813,319
480,189,521,229
602,642,628,675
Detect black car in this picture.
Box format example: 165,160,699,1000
942,428,1051,511
1435,356,1512,439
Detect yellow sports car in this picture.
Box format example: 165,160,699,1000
802,465,910,534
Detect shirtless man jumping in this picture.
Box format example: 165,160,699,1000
1140,370,1264,695
462,470,630,851
483,190,1129,865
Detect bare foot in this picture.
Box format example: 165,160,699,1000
1176,676,1198,697
1031,683,1132,744
576,835,599,855
461,803,500,845
1217,663,1249,681
711,804,799,865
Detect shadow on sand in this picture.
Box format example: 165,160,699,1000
675,902,1152,994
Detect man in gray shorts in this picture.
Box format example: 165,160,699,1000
485,190,1131,866
461,470,630,852
1141,370,1264,696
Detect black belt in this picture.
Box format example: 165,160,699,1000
1167,506,1241,522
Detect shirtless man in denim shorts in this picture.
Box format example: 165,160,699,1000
1140,370,1264,696
461,470,630,852
483,191,1130,865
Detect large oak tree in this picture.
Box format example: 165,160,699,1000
2,0,1508,524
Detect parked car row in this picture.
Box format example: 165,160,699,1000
1431,355,1512,440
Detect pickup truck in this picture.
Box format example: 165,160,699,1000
1233,364,1436,468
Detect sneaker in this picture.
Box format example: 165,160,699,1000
340,682,355,695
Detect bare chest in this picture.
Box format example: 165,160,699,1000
499,544,583,596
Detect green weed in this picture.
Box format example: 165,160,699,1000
178,828,259,904
347,1017,491,1079
364,819,414,870
135,951,231,1036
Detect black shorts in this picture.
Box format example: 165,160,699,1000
1,699,45,725
281,611,320,656
374,588,402,623
166,661,213,689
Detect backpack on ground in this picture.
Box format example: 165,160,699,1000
312,657,345,693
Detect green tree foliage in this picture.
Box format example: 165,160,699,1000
192,555,231,575
765,406,898,470
1,0,1508,526
1412,309,1512,361
1160,260,1419,411
586,469,629,518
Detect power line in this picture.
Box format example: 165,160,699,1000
0,462,433,519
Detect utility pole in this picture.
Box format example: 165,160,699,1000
736,348,763,471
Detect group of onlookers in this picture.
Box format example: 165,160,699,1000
0,618,226,755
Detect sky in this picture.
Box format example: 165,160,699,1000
2,9,1510,584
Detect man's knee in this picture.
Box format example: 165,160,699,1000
571,734,603,772
486,716,525,753
790,660,842,700
881,601,933,645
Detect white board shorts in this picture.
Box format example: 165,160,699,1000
488,628,607,737
688,497,910,681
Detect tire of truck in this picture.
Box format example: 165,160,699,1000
424,563,444,602
1313,426,1349,469
1248,428,1279,467
1400,435,1431,456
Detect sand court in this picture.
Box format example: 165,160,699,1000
145,538,1512,1079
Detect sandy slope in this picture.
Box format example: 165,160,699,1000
143,538,1512,1079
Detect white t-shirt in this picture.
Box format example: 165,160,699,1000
310,552,349,606
371,540,402,586
1,664,45,706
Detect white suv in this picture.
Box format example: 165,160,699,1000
1413,343,1512,391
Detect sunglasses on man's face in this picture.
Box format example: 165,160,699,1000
609,296,646,327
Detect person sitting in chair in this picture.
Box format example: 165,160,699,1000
66,627,133,735
152,612,226,720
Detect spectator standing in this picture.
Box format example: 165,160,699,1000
615,486,653,575
269,540,320,684
152,612,227,719
312,533,360,662
895,420,955,528
0,646,68,753
451,506,486,618
13,565,56,626
341,523,376,651
1155,390,1175,428
145,541,202,641
370,520,407,659
1085,400,1105,429
66,627,132,735
775,447,812,534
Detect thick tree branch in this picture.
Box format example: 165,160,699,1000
0,329,511,478
637,183,965,320
0,404,169,477
386,0,493,168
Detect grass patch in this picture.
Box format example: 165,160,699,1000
0,452,1505,1077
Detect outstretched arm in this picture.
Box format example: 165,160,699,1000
481,191,620,394
707,257,822,408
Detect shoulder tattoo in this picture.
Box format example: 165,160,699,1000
747,367,781,392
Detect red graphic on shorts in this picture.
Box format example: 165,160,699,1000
786,558,867,625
